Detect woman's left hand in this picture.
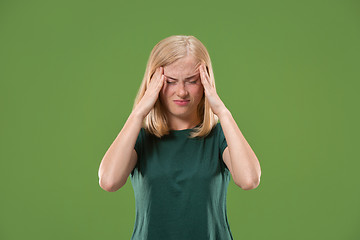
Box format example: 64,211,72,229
199,64,228,116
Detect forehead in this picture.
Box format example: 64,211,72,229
163,55,200,76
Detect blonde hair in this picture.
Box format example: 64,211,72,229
132,35,219,138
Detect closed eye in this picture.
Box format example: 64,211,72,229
189,78,199,84
166,79,198,84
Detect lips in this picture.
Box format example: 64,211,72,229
173,100,190,106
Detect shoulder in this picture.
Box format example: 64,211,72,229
200,122,222,140
213,122,223,135
135,127,151,146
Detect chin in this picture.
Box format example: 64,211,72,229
169,110,195,118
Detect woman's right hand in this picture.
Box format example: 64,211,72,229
134,66,166,118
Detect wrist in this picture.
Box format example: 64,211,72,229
131,106,147,120
217,107,231,120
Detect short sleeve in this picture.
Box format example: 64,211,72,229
134,128,145,158
131,128,145,177
217,123,229,170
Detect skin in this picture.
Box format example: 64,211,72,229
198,61,262,190
152,55,261,190
160,55,204,130
98,54,261,192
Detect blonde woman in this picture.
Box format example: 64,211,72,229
98,35,261,240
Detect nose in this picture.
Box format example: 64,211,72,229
176,82,188,98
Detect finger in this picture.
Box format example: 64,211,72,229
199,65,205,82
154,67,159,78
158,74,166,90
158,67,164,80
202,65,212,86
151,67,162,83
200,66,209,84
200,68,209,90
158,73,164,84
202,65,210,79
150,68,159,82
161,73,165,83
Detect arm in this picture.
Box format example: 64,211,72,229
98,110,143,192
199,63,261,190
98,66,166,192
218,109,261,190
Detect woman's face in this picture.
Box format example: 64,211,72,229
160,55,204,122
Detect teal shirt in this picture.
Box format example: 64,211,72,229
130,122,233,240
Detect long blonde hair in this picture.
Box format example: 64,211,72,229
133,35,219,138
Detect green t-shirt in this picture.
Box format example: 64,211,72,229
130,122,233,240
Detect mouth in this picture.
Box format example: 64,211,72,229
173,100,190,106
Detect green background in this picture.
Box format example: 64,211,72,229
1,0,359,239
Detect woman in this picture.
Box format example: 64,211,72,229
98,35,261,240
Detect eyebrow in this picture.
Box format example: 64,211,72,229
164,73,199,81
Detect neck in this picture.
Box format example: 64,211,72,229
167,115,201,131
